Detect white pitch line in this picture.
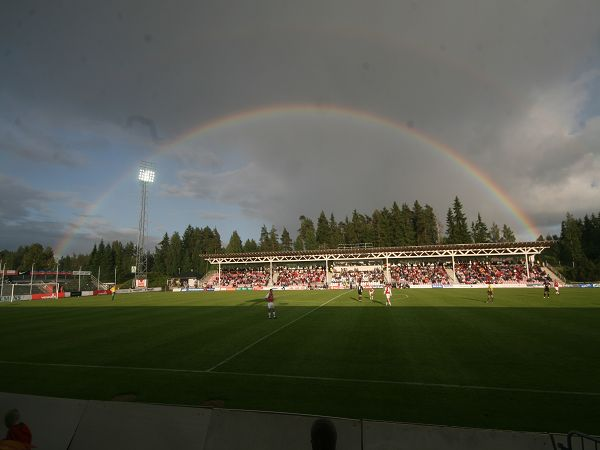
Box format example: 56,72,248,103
1,359,599,397
206,290,348,372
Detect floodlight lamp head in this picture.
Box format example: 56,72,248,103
138,168,155,183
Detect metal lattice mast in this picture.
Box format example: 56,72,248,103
135,161,155,286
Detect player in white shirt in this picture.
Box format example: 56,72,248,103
384,284,392,306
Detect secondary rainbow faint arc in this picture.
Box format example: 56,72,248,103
159,103,541,238
54,103,540,256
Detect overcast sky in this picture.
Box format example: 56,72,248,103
1,0,599,256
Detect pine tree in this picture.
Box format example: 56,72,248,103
167,232,183,276
400,203,416,245
422,204,438,244
259,225,270,250
329,213,341,248
268,226,280,251
471,213,489,243
445,208,455,244
316,211,331,248
243,239,258,252
501,224,516,242
489,222,501,242
297,216,317,250
226,231,243,253
451,197,472,243
280,228,293,251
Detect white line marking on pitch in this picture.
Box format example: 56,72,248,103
0,359,599,397
206,290,348,372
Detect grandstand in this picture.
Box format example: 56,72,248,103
198,241,556,290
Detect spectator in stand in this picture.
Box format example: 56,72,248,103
389,262,450,286
311,418,337,450
1,409,32,449
216,268,269,288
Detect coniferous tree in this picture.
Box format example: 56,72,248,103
413,201,429,245
422,204,438,244
489,223,501,242
259,225,270,251
226,231,243,253
297,215,317,250
280,228,293,251
243,239,258,252
501,224,516,242
154,233,170,274
329,213,341,248
451,197,471,243
390,202,402,246
87,244,98,272
268,226,280,251
445,208,455,244
167,232,183,276
471,213,490,243
350,210,368,244
316,211,331,248
399,203,416,245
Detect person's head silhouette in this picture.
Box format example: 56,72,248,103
311,418,337,450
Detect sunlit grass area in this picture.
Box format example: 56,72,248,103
1,288,599,433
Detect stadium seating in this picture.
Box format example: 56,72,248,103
454,261,548,284
389,262,451,285
274,266,326,288
214,268,270,288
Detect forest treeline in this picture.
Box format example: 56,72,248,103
1,197,599,282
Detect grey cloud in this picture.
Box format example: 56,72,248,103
2,0,600,243
198,211,230,221
0,175,63,221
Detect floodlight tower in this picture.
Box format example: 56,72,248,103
135,161,155,288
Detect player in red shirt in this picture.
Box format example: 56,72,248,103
265,288,277,319
384,284,392,306
554,280,560,295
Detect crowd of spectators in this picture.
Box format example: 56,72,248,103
275,266,326,288
454,260,548,284
184,259,551,290
216,268,270,288
389,262,451,285
330,267,385,286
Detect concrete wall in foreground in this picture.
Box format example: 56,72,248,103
0,392,573,450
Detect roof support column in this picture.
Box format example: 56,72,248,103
325,257,330,288
385,256,390,283
218,261,221,289
525,253,530,279
269,259,273,287
451,253,457,284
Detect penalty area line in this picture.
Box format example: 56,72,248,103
206,290,348,372
0,359,599,398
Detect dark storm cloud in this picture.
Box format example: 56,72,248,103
2,0,600,243
0,175,64,221
0,110,86,167
126,115,161,142
0,221,70,252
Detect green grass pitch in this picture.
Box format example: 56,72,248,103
1,288,599,433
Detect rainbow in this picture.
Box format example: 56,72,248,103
159,104,541,237
54,103,540,256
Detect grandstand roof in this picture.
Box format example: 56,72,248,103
204,241,553,265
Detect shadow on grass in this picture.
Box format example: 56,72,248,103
462,296,487,304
